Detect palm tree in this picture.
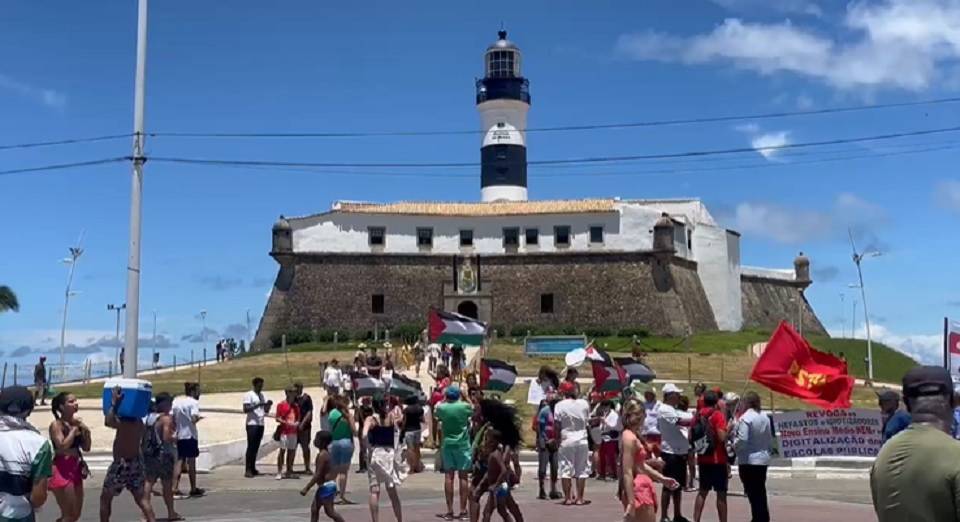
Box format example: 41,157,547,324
0,286,19,313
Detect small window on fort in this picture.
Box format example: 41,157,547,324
589,225,604,244
525,228,539,245
503,227,519,248
540,293,554,314
368,227,385,246
372,294,385,314
417,227,433,248
554,226,571,246
460,229,474,247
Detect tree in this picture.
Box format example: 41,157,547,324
0,286,19,313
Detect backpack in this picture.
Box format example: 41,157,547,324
141,415,163,459
690,410,716,456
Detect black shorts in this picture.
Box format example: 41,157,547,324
177,438,200,459
662,452,687,486
697,463,728,494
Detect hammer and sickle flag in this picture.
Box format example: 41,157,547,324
750,321,854,409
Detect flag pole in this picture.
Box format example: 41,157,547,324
946,317,950,372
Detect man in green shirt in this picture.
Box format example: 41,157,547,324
871,366,960,522
435,386,473,521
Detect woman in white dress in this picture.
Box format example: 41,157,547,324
363,396,406,522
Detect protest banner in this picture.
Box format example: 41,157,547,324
773,408,883,458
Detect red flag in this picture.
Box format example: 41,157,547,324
750,321,854,409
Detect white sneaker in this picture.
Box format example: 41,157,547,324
275,473,283,480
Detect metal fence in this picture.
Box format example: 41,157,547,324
1,348,221,390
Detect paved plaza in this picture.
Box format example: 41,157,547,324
52,464,876,522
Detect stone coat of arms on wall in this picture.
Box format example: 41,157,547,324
458,257,478,294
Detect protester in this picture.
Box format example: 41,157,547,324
414,342,425,377
401,395,425,473
143,392,181,522
101,386,156,522
356,396,374,473
640,386,662,457
382,362,395,390
296,383,316,474
472,428,515,522
48,392,90,522
33,356,47,406
341,365,355,407
276,386,302,479
367,347,383,378
563,368,581,398
656,383,693,522
436,386,473,520
691,390,728,522
300,431,346,522
534,395,561,500
327,394,356,504
472,399,524,522
0,386,53,522
537,366,560,395
620,401,679,522
242,377,273,478
324,360,343,397
451,345,464,381
595,399,620,481
554,381,591,506
428,343,440,374
677,394,696,491
733,391,772,522
871,366,960,521
953,391,960,440
363,396,405,522
878,390,911,443
172,382,204,497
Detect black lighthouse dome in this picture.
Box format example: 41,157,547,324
476,30,530,104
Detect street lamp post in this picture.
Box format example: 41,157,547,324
199,310,208,361
852,299,858,338
839,293,845,338
848,229,882,384
152,310,158,369
58,244,84,376
107,303,126,373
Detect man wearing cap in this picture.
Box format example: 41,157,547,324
554,380,591,506
871,366,960,521
435,385,473,520
33,356,47,406
657,383,693,522
878,390,911,444
0,386,53,522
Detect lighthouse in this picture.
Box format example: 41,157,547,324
476,30,530,202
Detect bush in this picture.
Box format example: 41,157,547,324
392,323,423,343
271,328,313,347
509,325,536,337
561,325,580,336
583,326,613,338
313,329,351,343
617,328,649,339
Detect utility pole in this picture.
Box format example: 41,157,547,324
107,303,126,371
58,238,84,375
852,299,858,338
839,293,845,338
199,310,208,359
152,310,158,369
849,229,881,384
122,0,148,379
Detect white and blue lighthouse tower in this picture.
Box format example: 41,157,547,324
477,30,530,202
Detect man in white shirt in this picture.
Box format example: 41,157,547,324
172,382,204,497
242,377,273,478
323,359,343,397
554,381,591,505
657,383,694,522
642,386,662,455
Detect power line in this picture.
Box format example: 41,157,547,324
148,95,960,139
147,123,960,169
0,157,128,177
0,134,131,152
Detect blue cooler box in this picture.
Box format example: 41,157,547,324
102,378,153,419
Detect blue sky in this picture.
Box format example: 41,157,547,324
1,0,959,369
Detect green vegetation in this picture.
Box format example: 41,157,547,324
0,286,18,313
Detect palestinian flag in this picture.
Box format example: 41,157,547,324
614,357,656,384
388,373,422,399
480,359,518,392
353,372,386,397
428,308,486,345
587,345,625,392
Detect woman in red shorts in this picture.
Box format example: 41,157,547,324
620,401,679,522
49,392,91,522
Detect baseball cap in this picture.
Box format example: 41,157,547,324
445,385,461,401
876,389,901,402
558,381,577,396
661,383,683,395
0,386,35,416
903,366,952,398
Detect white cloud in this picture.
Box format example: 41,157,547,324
936,179,960,213
750,131,791,159
795,94,815,109
710,0,823,17
616,0,960,92
732,193,887,244
848,324,943,366
0,74,66,108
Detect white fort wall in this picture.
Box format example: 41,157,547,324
286,199,746,331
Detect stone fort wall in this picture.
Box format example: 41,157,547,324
253,252,721,348
740,274,827,336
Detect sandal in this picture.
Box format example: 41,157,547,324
574,500,592,506
436,513,455,521
456,512,469,520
